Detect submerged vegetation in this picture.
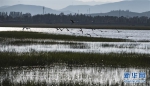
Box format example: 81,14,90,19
0,51,150,67
0,31,129,42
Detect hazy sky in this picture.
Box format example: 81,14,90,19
0,0,124,9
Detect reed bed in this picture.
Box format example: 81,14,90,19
0,51,149,68
0,31,129,42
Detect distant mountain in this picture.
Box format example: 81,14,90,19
61,0,150,14
1,0,150,17
0,4,73,15
89,10,150,17
0,6,9,9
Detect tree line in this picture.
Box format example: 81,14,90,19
0,13,150,26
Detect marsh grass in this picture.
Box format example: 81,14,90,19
69,43,89,49
7,40,86,45
0,52,150,68
101,44,138,48
0,31,130,42
0,78,123,86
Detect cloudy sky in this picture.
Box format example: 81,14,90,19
0,0,124,9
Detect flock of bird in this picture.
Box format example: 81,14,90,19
22,19,132,38
54,27,123,37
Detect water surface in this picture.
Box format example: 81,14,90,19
1,27,150,41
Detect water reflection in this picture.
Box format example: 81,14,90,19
0,66,149,86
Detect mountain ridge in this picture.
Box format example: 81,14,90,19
89,10,150,17
0,0,150,17
0,4,72,15
61,0,150,13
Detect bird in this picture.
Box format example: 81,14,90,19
72,33,76,35
60,28,64,31
70,19,74,24
79,28,83,34
92,28,95,31
126,36,132,38
99,30,103,32
85,33,91,37
66,28,69,31
94,33,99,36
116,29,121,33
23,27,30,30
22,27,26,30
55,28,59,30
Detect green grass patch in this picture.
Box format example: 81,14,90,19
0,52,149,68
0,31,130,42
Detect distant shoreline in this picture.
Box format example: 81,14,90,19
0,24,150,30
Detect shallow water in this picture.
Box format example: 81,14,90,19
1,27,150,41
0,66,149,86
0,38,150,54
